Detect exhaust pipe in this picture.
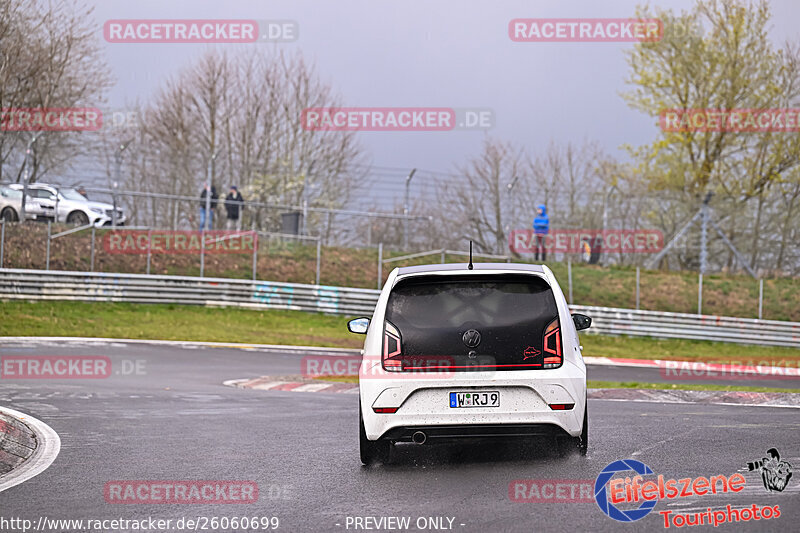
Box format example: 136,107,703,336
412,431,427,445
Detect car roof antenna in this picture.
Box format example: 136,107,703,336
468,241,473,270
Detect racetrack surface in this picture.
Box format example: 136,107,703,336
0,340,798,532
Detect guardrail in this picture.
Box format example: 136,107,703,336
0,268,379,316
0,268,798,348
567,305,799,348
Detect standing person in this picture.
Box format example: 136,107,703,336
224,186,244,230
533,204,549,261
199,183,218,231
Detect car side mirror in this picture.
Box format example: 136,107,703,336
572,313,591,331
347,317,370,334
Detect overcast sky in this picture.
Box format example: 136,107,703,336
86,0,800,194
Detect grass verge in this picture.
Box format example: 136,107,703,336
2,300,799,365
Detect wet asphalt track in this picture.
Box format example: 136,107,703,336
0,340,798,533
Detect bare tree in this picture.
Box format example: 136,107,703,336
437,138,524,255
0,0,112,183
117,49,364,231
526,140,605,228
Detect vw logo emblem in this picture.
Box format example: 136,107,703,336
462,329,481,348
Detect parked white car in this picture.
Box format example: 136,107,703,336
8,183,125,226
350,262,591,465
0,184,52,222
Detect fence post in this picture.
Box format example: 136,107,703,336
90,226,95,272
758,278,763,320
146,228,152,275
46,221,51,270
315,238,321,285
441,249,445,264
200,230,205,277
698,273,703,315
252,233,258,281
635,266,640,310
567,259,573,302
377,242,383,289
0,219,4,268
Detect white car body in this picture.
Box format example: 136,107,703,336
8,184,125,226
355,263,588,464
0,185,51,222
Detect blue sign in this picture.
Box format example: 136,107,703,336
594,460,658,522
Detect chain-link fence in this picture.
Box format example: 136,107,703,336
1,218,797,322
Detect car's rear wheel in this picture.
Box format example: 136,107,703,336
1,207,18,222
359,410,391,465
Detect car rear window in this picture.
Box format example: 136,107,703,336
385,273,561,371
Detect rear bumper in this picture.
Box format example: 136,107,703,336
380,423,570,443
359,360,586,441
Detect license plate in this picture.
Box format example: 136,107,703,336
449,391,499,408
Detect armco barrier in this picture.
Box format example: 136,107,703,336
0,268,798,348
0,268,379,316
567,305,800,348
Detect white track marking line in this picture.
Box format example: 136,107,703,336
222,379,249,387
291,383,334,392
592,397,800,409
0,336,360,355
250,381,291,391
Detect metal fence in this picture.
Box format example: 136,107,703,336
0,220,327,282
0,219,796,321
32,184,426,248
1,268,797,348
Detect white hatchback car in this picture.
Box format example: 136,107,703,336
349,262,591,465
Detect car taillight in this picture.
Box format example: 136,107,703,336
373,407,398,414
542,318,562,368
383,321,402,371
548,403,574,410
